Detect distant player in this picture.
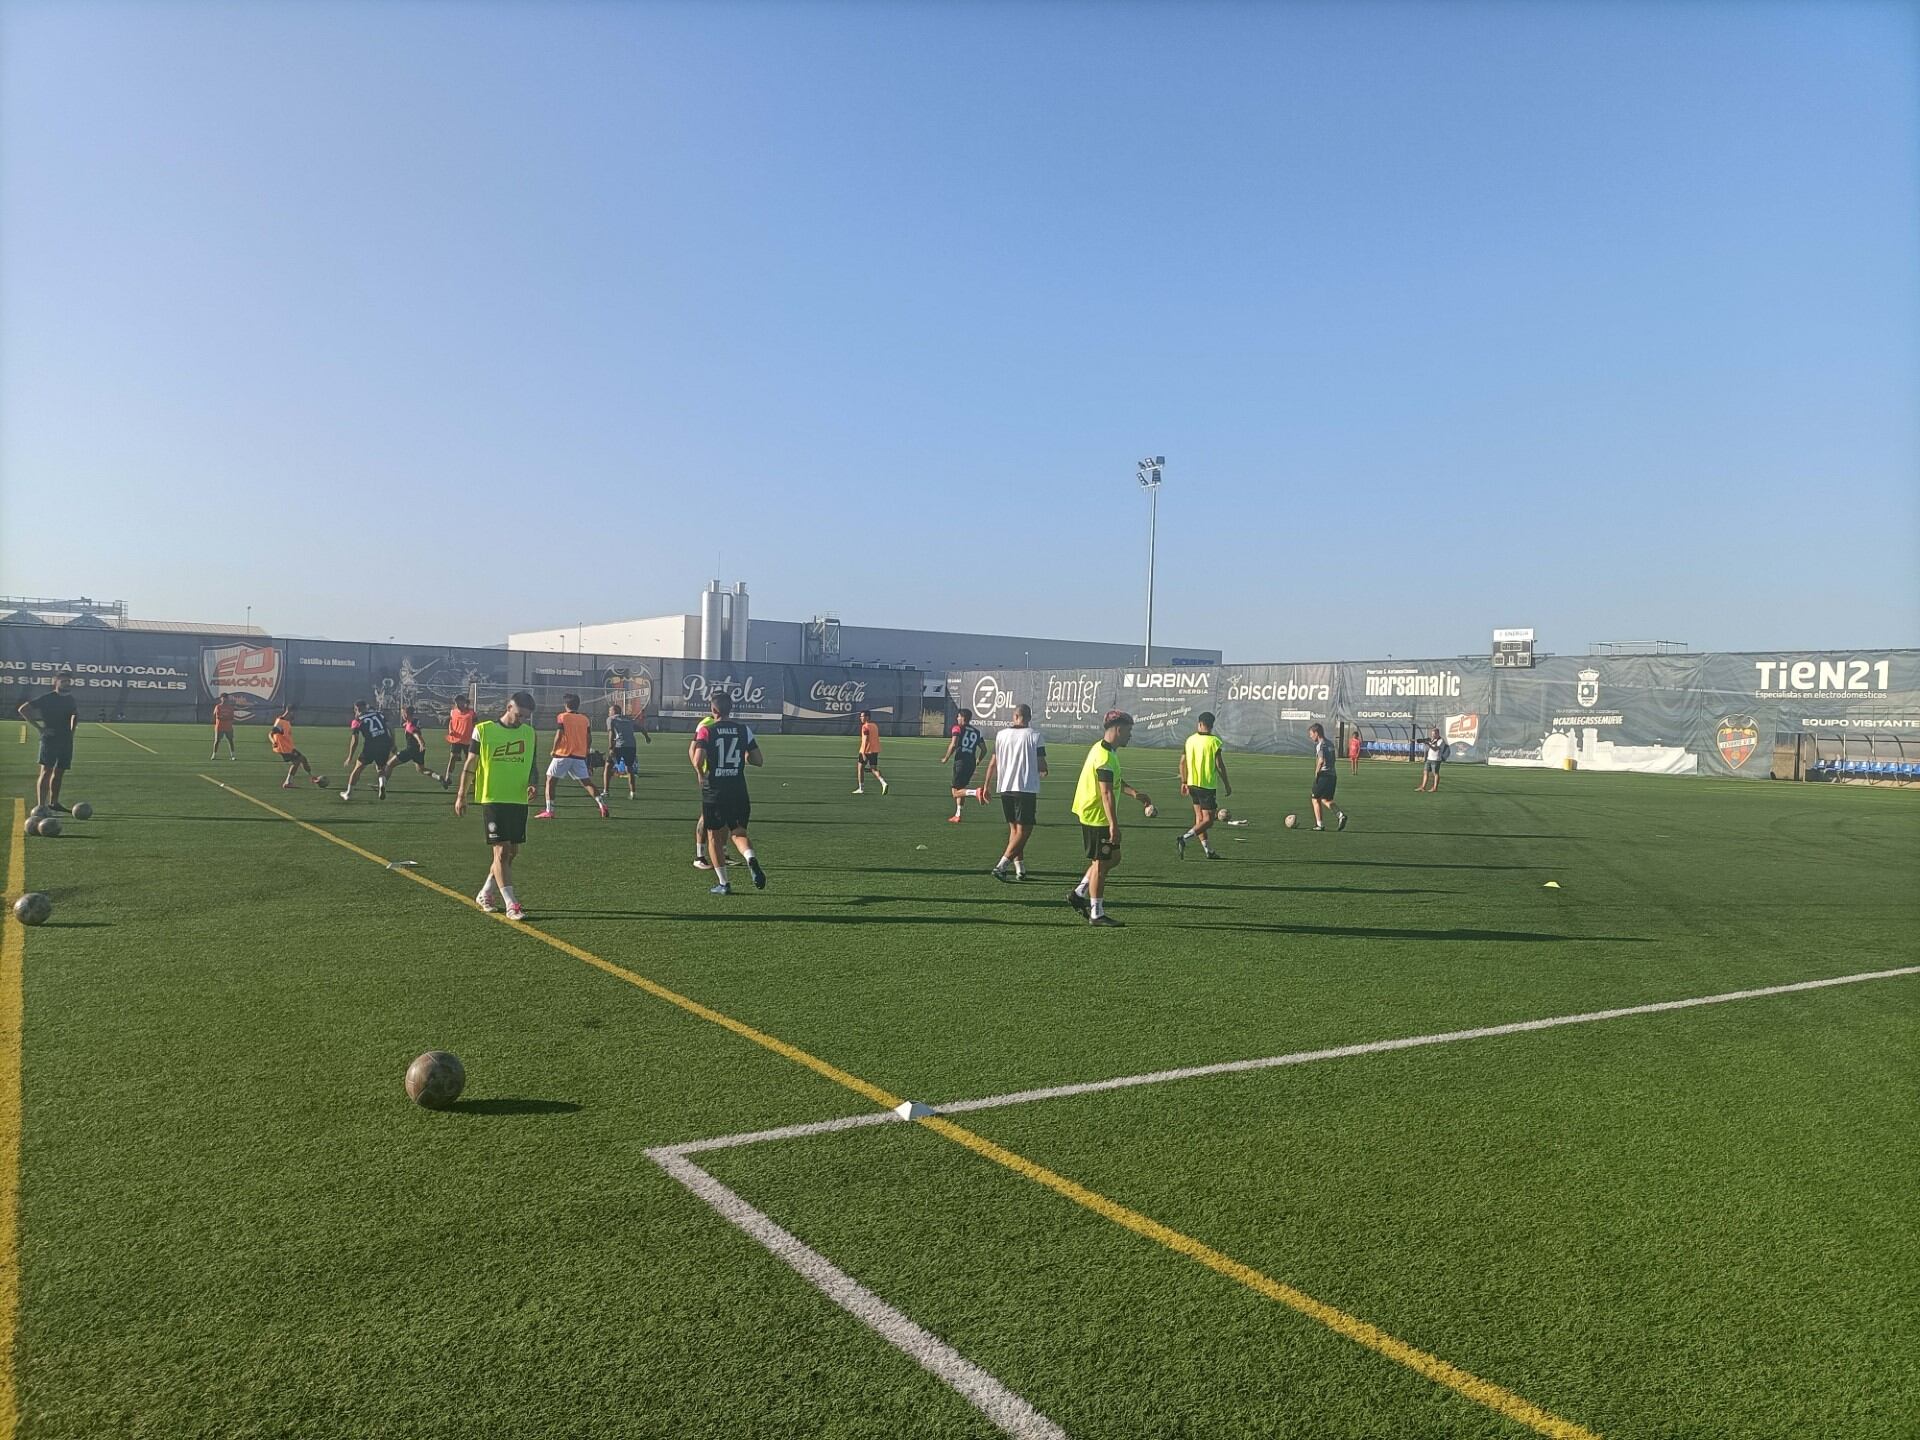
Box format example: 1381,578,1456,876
984,702,1046,880
690,690,766,895
211,694,238,760
442,695,477,790
1348,728,1363,774
1417,725,1448,792
340,699,397,800
1308,722,1348,831
1176,711,1232,859
1068,710,1154,927
853,711,889,794
453,690,539,921
537,693,609,820
939,707,989,822
390,705,438,782
268,706,327,789
603,701,651,801
17,670,78,815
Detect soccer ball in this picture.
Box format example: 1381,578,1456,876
22,817,39,837
36,817,62,838
71,801,93,820
315,776,328,787
29,806,50,820
405,1050,466,1109
1142,803,1157,818
1218,809,1232,823
1284,813,1298,829
12,893,51,926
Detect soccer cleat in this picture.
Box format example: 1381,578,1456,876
1204,849,1221,860
1176,832,1187,859
1067,889,1090,915
709,882,731,896
535,810,556,820
852,787,864,794
597,800,610,819
505,903,527,921
693,857,711,869
947,814,963,824
281,780,294,790
1337,812,1348,831
1088,914,1125,927
748,857,766,890
878,776,888,794
475,890,498,913
340,790,353,801
992,865,1011,882
975,787,988,803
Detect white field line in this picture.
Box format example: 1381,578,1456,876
665,965,1920,1157
649,1148,1067,1440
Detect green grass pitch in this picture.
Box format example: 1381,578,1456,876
4,721,1916,1438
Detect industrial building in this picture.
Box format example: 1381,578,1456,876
509,582,1221,673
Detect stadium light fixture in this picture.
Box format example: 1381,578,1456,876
1137,457,1165,664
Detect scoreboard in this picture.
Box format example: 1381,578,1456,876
1492,628,1536,668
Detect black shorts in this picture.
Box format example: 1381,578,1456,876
1001,792,1038,826
276,749,307,767
701,786,751,832
610,746,638,774
483,802,529,846
1081,824,1118,861
1187,786,1218,812
37,739,72,772
360,739,395,768
859,752,881,771
446,741,472,759
952,757,977,790
1312,772,1337,801
396,739,426,766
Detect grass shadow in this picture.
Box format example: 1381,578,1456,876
1170,921,1653,943
442,1098,582,1117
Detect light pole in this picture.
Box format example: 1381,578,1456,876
1138,456,1164,665
245,605,252,633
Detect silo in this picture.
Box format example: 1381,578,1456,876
729,583,751,662
699,582,725,661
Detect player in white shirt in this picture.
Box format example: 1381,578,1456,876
982,703,1047,881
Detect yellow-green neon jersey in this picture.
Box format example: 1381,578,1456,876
1184,732,1224,790
1072,741,1125,826
472,719,537,804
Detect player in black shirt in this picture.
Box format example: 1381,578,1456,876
17,671,79,815
341,700,399,801
688,691,766,895
939,707,989,823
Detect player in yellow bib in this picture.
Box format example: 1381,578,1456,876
1068,710,1155,927
1176,711,1232,859
453,690,540,920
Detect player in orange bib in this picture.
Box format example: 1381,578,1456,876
211,694,238,760
268,707,327,790
853,710,889,795
537,692,609,820
442,696,478,791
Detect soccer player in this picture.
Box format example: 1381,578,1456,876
340,699,398,800
1348,728,1363,774
442,695,477,790
210,694,238,760
983,702,1046,880
1417,725,1448,792
690,690,766,895
1068,710,1154,927
453,690,539,921
538,693,609,820
603,701,651,801
1308,722,1348,831
939,707,989,822
17,670,78,815
1176,711,1232,859
268,706,327,789
390,705,438,782
853,711,889,794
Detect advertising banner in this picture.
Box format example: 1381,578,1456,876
1214,664,1339,754
0,626,203,721
780,667,915,734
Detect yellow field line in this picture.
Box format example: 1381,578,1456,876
1,798,27,1439
199,774,1599,1439
95,725,157,755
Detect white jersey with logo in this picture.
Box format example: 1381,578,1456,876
993,725,1046,794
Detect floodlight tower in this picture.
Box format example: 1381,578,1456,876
1138,456,1165,665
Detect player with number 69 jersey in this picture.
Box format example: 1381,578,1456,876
689,690,767,896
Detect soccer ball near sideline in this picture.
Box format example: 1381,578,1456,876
405,1051,466,1109
1284,813,1298,829
70,802,93,820
22,818,40,837
36,817,62,838
12,893,52,926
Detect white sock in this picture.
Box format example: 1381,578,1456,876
715,865,729,886
1089,899,1105,919
1181,828,1196,841
501,885,518,908
478,875,499,899
1074,880,1090,897
993,857,1008,872
739,846,756,863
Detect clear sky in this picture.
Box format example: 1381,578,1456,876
2,0,1914,661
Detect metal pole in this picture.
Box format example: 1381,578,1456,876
1144,483,1158,665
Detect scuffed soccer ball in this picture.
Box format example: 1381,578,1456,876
405,1050,466,1109
22,817,40,837
12,893,52,926
1284,813,1298,829
1143,803,1157,818
36,817,62,838
1218,809,1232,823
70,801,93,820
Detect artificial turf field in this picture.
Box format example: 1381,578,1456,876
2,721,1916,1439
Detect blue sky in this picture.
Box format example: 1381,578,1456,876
2,0,1914,661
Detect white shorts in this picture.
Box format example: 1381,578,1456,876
546,757,591,781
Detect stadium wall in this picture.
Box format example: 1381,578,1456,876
944,650,1920,779
0,625,923,736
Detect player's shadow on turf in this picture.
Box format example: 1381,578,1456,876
442,1098,582,1117
1176,921,1651,943
846,892,1231,912
1284,858,1548,872
1144,880,1457,896
1362,830,1581,840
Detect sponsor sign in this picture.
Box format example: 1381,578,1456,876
971,674,1015,722
1753,657,1894,697
1443,713,1480,749
1575,669,1601,708
1364,668,1464,699
784,676,893,721
1043,673,1102,722
202,644,283,716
